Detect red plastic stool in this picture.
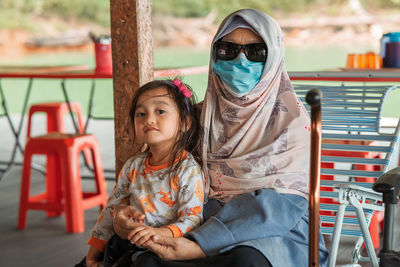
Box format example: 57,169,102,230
18,133,107,233
27,101,92,165
27,102,92,218
27,102,86,137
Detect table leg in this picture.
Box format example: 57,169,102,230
0,78,46,181
84,79,96,132
61,79,80,133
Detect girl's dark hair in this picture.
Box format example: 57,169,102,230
129,79,202,176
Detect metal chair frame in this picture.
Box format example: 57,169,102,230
297,83,400,267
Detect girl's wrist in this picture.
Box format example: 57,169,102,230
159,226,174,237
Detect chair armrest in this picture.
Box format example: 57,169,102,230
373,167,400,204
334,183,384,211
334,183,377,195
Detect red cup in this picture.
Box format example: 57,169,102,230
94,43,112,74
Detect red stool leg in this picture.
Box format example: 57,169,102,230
89,138,107,209
26,109,35,139
18,143,34,230
71,103,93,166
368,214,380,249
45,153,63,217
54,107,66,133
43,111,63,218
70,102,85,134
27,105,62,218
60,144,84,233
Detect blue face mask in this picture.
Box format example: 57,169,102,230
212,53,265,97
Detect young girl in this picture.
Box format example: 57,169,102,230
83,78,205,267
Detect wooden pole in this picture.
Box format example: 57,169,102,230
110,0,153,177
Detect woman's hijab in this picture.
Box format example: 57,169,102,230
202,9,310,202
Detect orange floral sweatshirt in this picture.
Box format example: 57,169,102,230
88,151,205,251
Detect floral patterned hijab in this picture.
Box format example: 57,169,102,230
201,9,310,202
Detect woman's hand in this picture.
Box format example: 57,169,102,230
113,204,145,239
144,235,206,261
128,226,172,247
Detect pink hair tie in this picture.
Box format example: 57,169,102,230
173,78,192,98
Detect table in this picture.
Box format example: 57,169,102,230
290,68,400,167
0,65,112,180
288,68,400,82
1,66,399,181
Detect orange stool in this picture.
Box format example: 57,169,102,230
18,133,107,233
27,102,92,218
27,101,92,165
27,102,86,137
27,102,91,159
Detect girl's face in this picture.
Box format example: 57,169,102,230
133,86,180,150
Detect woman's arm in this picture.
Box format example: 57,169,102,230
144,235,206,260
144,189,307,260
189,189,308,256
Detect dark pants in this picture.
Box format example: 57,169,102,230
103,234,144,267
74,235,143,267
132,245,272,267
76,237,271,267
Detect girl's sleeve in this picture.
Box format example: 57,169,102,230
188,189,308,256
165,164,205,237
88,159,135,252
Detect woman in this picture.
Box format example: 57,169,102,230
112,8,329,267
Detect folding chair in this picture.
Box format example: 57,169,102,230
299,84,400,267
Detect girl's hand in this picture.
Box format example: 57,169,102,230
128,226,172,247
113,205,145,239
86,246,101,267
144,235,206,260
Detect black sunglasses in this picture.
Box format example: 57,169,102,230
213,41,268,62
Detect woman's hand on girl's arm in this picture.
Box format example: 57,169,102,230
113,205,145,239
144,235,206,260
128,226,173,247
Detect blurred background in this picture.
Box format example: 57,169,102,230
0,0,400,117
1,3,400,266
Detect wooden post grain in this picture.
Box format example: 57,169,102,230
110,0,153,178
